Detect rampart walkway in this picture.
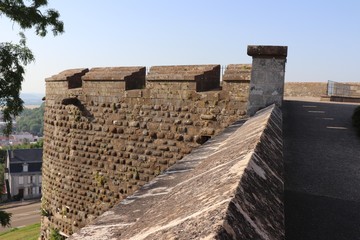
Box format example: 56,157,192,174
284,99,360,240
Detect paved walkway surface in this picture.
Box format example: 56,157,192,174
284,99,360,240
0,199,40,232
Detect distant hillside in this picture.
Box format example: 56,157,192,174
20,93,44,106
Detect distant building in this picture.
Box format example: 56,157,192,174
11,132,35,144
0,136,14,147
5,149,42,199
0,132,39,147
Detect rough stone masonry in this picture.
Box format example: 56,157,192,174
41,45,287,239
70,104,284,240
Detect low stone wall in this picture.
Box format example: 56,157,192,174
70,104,284,240
284,82,327,97
284,82,360,99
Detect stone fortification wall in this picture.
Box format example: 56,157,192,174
71,104,283,240
41,64,251,237
284,82,327,97
284,82,360,99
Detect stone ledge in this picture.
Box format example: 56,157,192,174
247,45,288,58
70,104,283,240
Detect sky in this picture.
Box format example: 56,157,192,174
1,0,360,94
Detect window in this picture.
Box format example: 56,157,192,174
23,163,28,172
28,176,34,183
39,186,42,194
19,176,24,185
28,187,33,195
39,175,42,183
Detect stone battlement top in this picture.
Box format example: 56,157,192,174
223,64,252,81
82,67,145,81
147,64,220,81
45,68,89,82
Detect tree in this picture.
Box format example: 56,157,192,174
0,0,64,227
15,103,44,136
0,0,64,136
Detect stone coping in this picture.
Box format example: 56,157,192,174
82,67,145,81
45,68,89,82
247,45,288,58
146,65,220,81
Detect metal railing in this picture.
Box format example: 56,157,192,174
327,80,360,97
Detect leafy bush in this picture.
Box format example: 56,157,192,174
40,207,51,217
352,106,360,135
50,228,65,240
0,210,12,227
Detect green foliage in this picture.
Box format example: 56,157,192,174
0,210,11,227
0,150,6,164
0,0,64,37
94,172,106,186
40,207,50,217
30,138,43,148
0,0,64,135
15,103,44,136
0,139,43,153
0,33,34,136
0,223,40,240
352,106,360,135
49,228,65,240
0,0,63,229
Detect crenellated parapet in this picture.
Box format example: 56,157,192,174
82,67,146,97
41,45,288,239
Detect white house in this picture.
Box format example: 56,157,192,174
5,149,42,200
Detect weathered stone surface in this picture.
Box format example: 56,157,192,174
70,105,283,240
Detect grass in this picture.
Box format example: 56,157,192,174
0,223,40,240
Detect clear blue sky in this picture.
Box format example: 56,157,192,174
1,0,360,93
